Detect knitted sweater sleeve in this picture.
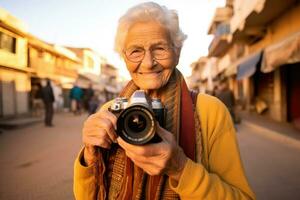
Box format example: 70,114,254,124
73,148,96,200
169,94,256,200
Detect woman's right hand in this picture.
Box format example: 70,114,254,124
82,110,117,166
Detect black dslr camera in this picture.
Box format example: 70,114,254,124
109,90,164,145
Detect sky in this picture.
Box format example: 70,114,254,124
0,0,225,79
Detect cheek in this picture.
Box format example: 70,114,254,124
161,59,177,72
163,53,178,69
126,63,137,73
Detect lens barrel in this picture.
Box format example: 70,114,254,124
117,105,156,145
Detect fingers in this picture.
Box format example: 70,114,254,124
128,157,163,175
83,131,112,148
99,117,118,142
117,136,171,159
99,111,117,130
124,145,168,176
119,138,170,176
117,124,175,157
82,110,118,149
89,110,117,128
117,126,178,176
97,110,118,141
117,137,158,156
155,124,173,142
125,150,156,165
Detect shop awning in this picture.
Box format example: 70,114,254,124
230,0,297,42
261,31,300,73
237,51,262,80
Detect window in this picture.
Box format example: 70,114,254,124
0,32,16,53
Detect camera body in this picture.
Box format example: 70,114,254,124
109,90,164,145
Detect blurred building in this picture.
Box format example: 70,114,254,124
67,47,123,103
67,47,117,110
191,0,300,128
189,57,219,95
0,7,121,120
67,47,103,88
28,35,82,112
100,63,120,101
0,8,31,118
188,57,208,93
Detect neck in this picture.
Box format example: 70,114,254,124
145,89,159,98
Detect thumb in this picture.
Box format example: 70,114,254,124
156,123,174,142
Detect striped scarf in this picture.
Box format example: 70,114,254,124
95,69,201,200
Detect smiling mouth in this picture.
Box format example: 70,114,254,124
138,70,162,75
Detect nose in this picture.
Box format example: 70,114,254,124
140,50,155,69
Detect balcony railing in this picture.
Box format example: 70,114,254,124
214,23,230,37
208,23,231,57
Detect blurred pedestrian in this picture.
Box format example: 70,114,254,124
215,77,237,123
88,94,99,115
52,84,64,112
31,83,43,117
84,83,94,112
70,83,84,115
41,79,55,127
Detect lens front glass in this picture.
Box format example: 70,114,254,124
118,105,155,144
127,114,147,133
124,110,150,138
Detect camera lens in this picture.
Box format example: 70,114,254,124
127,114,147,132
124,110,151,138
117,105,155,145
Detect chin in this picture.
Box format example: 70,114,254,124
139,84,160,90
137,81,166,90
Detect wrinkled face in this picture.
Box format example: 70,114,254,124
123,21,179,90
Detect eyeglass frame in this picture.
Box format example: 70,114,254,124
123,43,175,63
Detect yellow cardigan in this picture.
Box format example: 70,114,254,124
73,94,256,200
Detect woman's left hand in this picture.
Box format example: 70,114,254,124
117,124,187,181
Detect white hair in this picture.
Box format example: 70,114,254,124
114,2,187,56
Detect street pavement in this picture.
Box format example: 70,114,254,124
236,123,300,200
0,112,85,200
0,113,300,200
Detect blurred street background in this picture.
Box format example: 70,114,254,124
1,0,300,199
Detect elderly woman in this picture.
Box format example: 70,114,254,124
74,2,255,200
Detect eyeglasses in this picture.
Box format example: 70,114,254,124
124,44,174,63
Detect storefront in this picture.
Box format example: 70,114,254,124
0,68,31,118
252,70,274,115
261,31,300,125
284,63,300,127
